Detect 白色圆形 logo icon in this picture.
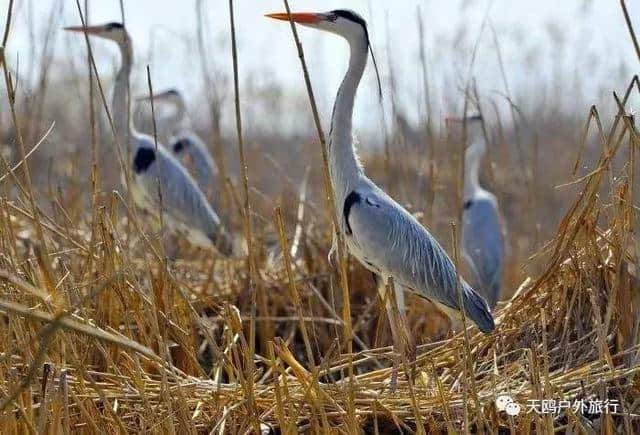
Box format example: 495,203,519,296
495,394,521,416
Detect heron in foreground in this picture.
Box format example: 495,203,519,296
448,115,505,308
65,23,232,255
266,10,495,346
137,89,218,192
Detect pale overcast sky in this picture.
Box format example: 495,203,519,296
2,0,639,134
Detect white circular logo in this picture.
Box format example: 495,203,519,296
495,394,513,411
505,402,522,416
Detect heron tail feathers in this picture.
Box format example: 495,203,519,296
462,282,496,333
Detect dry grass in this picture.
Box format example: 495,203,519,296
1,1,640,433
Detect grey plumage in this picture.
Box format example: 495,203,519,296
459,119,505,308
137,89,218,193
169,131,218,192
462,196,504,308
345,180,495,333
268,9,495,334
65,23,231,256
130,135,231,255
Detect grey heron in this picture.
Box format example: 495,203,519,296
448,115,505,308
137,89,219,192
266,10,495,341
65,23,232,256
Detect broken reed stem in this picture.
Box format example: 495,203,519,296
279,1,357,428
227,1,260,432
273,206,330,430
0,267,164,414
621,0,640,63
280,0,353,351
71,0,138,251
145,66,167,261
450,222,488,433
0,31,57,305
195,0,229,209
1,0,13,49
273,207,314,367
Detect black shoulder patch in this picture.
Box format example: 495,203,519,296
172,139,187,153
133,147,156,173
463,199,473,210
343,191,361,235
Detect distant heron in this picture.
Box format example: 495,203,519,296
65,23,232,255
266,10,495,346
137,89,218,192
448,115,505,308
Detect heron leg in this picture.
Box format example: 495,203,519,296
377,277,407,392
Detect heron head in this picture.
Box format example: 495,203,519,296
266,9,368,45
64,22,128,45
445,114,483,127
446,114,485,145
266,9,383,100
136,88,183,104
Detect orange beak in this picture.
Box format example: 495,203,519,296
64,25,103,34
265,12,323,24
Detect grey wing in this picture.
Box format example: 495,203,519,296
186,133,217,189
462,196,505,308
131,136,228,253
171,131,217,191
347,187,495,332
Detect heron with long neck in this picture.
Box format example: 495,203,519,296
65,22,231,255
136,89,219,193
449,115,505,308
267,10,495,346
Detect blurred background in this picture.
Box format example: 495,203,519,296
1,0,639,301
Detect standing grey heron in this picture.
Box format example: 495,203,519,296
65,23,232,256
448,115,505,308
266,10,495,342
137,89,218,192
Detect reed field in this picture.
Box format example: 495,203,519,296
0,0,640,433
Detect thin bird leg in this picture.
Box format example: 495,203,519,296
392,282,416,366
377,277,404,391
373,275,403,351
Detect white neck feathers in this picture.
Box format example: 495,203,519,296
113,37,134,148
329,34,368,203
464,135,487,198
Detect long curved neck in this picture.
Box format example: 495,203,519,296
329,35,368,202
464,139,486,198
166,97,187,134
112,36,134,148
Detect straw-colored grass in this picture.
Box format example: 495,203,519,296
0,78,638,433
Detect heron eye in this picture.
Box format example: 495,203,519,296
327,13,338,22
463,200,473,210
